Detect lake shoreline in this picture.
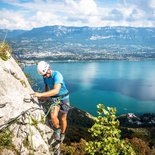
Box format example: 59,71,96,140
19,58,155,66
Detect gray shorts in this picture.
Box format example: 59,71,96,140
51,98,71,114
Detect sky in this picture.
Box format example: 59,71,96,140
0,0,155,30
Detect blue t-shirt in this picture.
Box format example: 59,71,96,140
43,71,69,100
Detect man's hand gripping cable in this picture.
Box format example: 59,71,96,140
24,93,61,118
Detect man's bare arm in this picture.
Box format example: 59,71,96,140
34,84,61,98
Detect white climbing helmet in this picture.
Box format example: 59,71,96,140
37,61,50,75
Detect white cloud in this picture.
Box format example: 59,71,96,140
0,0,154,30
101,1,155,27
64,0,101,26
65,0,98,16
32,11,62,26
0,9,28,29
150,0,155,8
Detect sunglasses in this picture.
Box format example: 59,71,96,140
43,70,49,77
43,72,48,77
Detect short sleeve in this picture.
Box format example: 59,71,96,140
43,77,47,85
54,71,63,85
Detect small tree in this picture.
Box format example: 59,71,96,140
86,104,135,155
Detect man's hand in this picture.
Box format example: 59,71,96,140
34,92,42,98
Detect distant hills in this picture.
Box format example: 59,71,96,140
0,26,155,61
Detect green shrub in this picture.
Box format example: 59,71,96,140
0,129,20,154
61,138,86,155
0,129,13,147
85,104,135,155
0,42,12,61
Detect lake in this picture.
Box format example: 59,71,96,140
23,60,155,116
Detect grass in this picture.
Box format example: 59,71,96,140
31,117,38,129
0,129,19,154
0,42,12,61
23,137,30,148
0,129,12,147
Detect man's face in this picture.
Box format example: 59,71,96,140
43,69,51,78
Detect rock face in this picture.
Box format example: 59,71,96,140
118,113,155,127
0,56,52,154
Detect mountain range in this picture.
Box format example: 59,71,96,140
0,26,155,61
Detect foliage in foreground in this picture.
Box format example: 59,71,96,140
129,137,151,155
61,138,86,155
0,129,13,147
0,42,12,61
85,104,135,155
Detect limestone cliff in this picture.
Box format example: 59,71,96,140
0,55,53,154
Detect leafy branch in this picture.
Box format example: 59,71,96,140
86,104,135,155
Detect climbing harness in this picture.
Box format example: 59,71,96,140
23,94,63,118
43,97,61,118
53,91,69,98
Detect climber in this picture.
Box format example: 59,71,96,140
34,61,70,143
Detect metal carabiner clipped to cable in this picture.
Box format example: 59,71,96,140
23,93,35,103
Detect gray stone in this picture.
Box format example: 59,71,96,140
0,57,53,154
1,149,16,155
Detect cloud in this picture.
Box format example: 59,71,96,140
0,0,154,30
64,0,102,26
103,0,155,27
0,1,66,29
0,9,28,29
120,0,155,20
150,0,155,8
65,0,98,16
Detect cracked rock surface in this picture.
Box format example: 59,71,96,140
0,57,53,155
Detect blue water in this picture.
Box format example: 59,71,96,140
23,60,155,116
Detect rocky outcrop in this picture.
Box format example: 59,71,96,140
65,107,94,143
0,56,53,154
118,113,155,127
